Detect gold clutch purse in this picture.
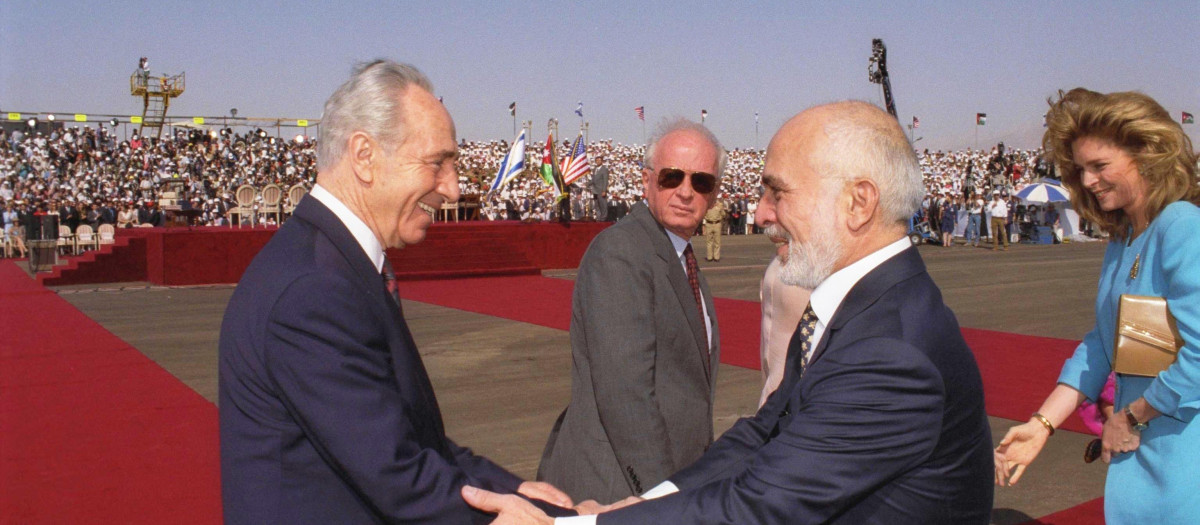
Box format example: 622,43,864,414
1113,294,1183,377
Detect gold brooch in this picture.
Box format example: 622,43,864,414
1130,254,1140,280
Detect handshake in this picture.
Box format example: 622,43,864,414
465,481,645,524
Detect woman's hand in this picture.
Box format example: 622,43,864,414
1100,409,1141,463
994,420,1052,486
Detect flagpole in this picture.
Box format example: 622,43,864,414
512,112,516,137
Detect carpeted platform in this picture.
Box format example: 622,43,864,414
39,221,610,286
0,261,220,523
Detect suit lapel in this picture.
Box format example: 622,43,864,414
292,196,383,299
631,203,712,381
379,286,449,444
699,275,720,388
293,195,450,446
806,247,926,368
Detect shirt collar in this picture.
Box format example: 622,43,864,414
665,229,690,260
808,237,912,326
309,184,386,273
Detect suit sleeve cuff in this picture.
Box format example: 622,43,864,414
641,480,678,499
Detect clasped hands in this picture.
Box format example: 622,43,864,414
467,481,643,524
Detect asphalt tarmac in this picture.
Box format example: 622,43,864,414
55,233,1110,523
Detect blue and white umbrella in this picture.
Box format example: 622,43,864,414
1016,182,1071,203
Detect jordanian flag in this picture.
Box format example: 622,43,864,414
540,132,563,198
976,113,987,125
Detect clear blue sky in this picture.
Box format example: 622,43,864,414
3,1,1197,151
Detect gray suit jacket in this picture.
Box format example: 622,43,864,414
537,202,720,503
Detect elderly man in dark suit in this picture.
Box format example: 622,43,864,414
467,101,993,524
218,60,572,525
536,118,724,504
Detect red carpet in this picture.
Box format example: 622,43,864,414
400,275,1091,433
1022,497,1105,524
961,327,1090,434
4,264,1098,522
0,261,220,524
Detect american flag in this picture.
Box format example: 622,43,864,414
635,106,645,121
561,133,590,185
912,116,920,129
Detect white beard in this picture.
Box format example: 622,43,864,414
776,206,842,290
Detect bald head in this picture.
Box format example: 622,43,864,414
755,101,923,282
770,101,923,225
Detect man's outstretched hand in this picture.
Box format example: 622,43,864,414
463,486,552,525
517,481,573,508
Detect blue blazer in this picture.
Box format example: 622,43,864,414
219,196,523,524
600,246,994,524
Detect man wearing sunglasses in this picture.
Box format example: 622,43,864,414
536,118,726,505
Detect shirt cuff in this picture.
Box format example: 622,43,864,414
641,481,679,499
553,482,678,524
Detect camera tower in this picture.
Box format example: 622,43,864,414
867,39,898,118
130,65,185,139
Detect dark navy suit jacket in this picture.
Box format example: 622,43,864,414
218,196,523,524
600,246,994,524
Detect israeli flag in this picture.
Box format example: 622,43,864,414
489,129,527,194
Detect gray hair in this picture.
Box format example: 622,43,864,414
316,60,434,172
642,117,728,177
814,101,924,224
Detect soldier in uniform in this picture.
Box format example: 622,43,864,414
702,199,726,261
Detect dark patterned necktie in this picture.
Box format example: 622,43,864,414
381,259,403,316
796,303,819,377
682,244,708,350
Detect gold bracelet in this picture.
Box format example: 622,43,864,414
1031,412,1055,436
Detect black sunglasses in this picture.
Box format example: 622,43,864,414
655,167,717,195
1084,438,1102,464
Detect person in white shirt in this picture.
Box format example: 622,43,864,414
988,193,1010,251
967,196,984,246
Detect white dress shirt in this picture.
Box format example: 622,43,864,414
309,184,386,273
665,230,712,348
987,199,1009,220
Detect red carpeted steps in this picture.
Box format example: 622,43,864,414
37,235,148,287
386,224,540,280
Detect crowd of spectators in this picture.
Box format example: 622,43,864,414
1,123,1057,251
0,124,316,232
